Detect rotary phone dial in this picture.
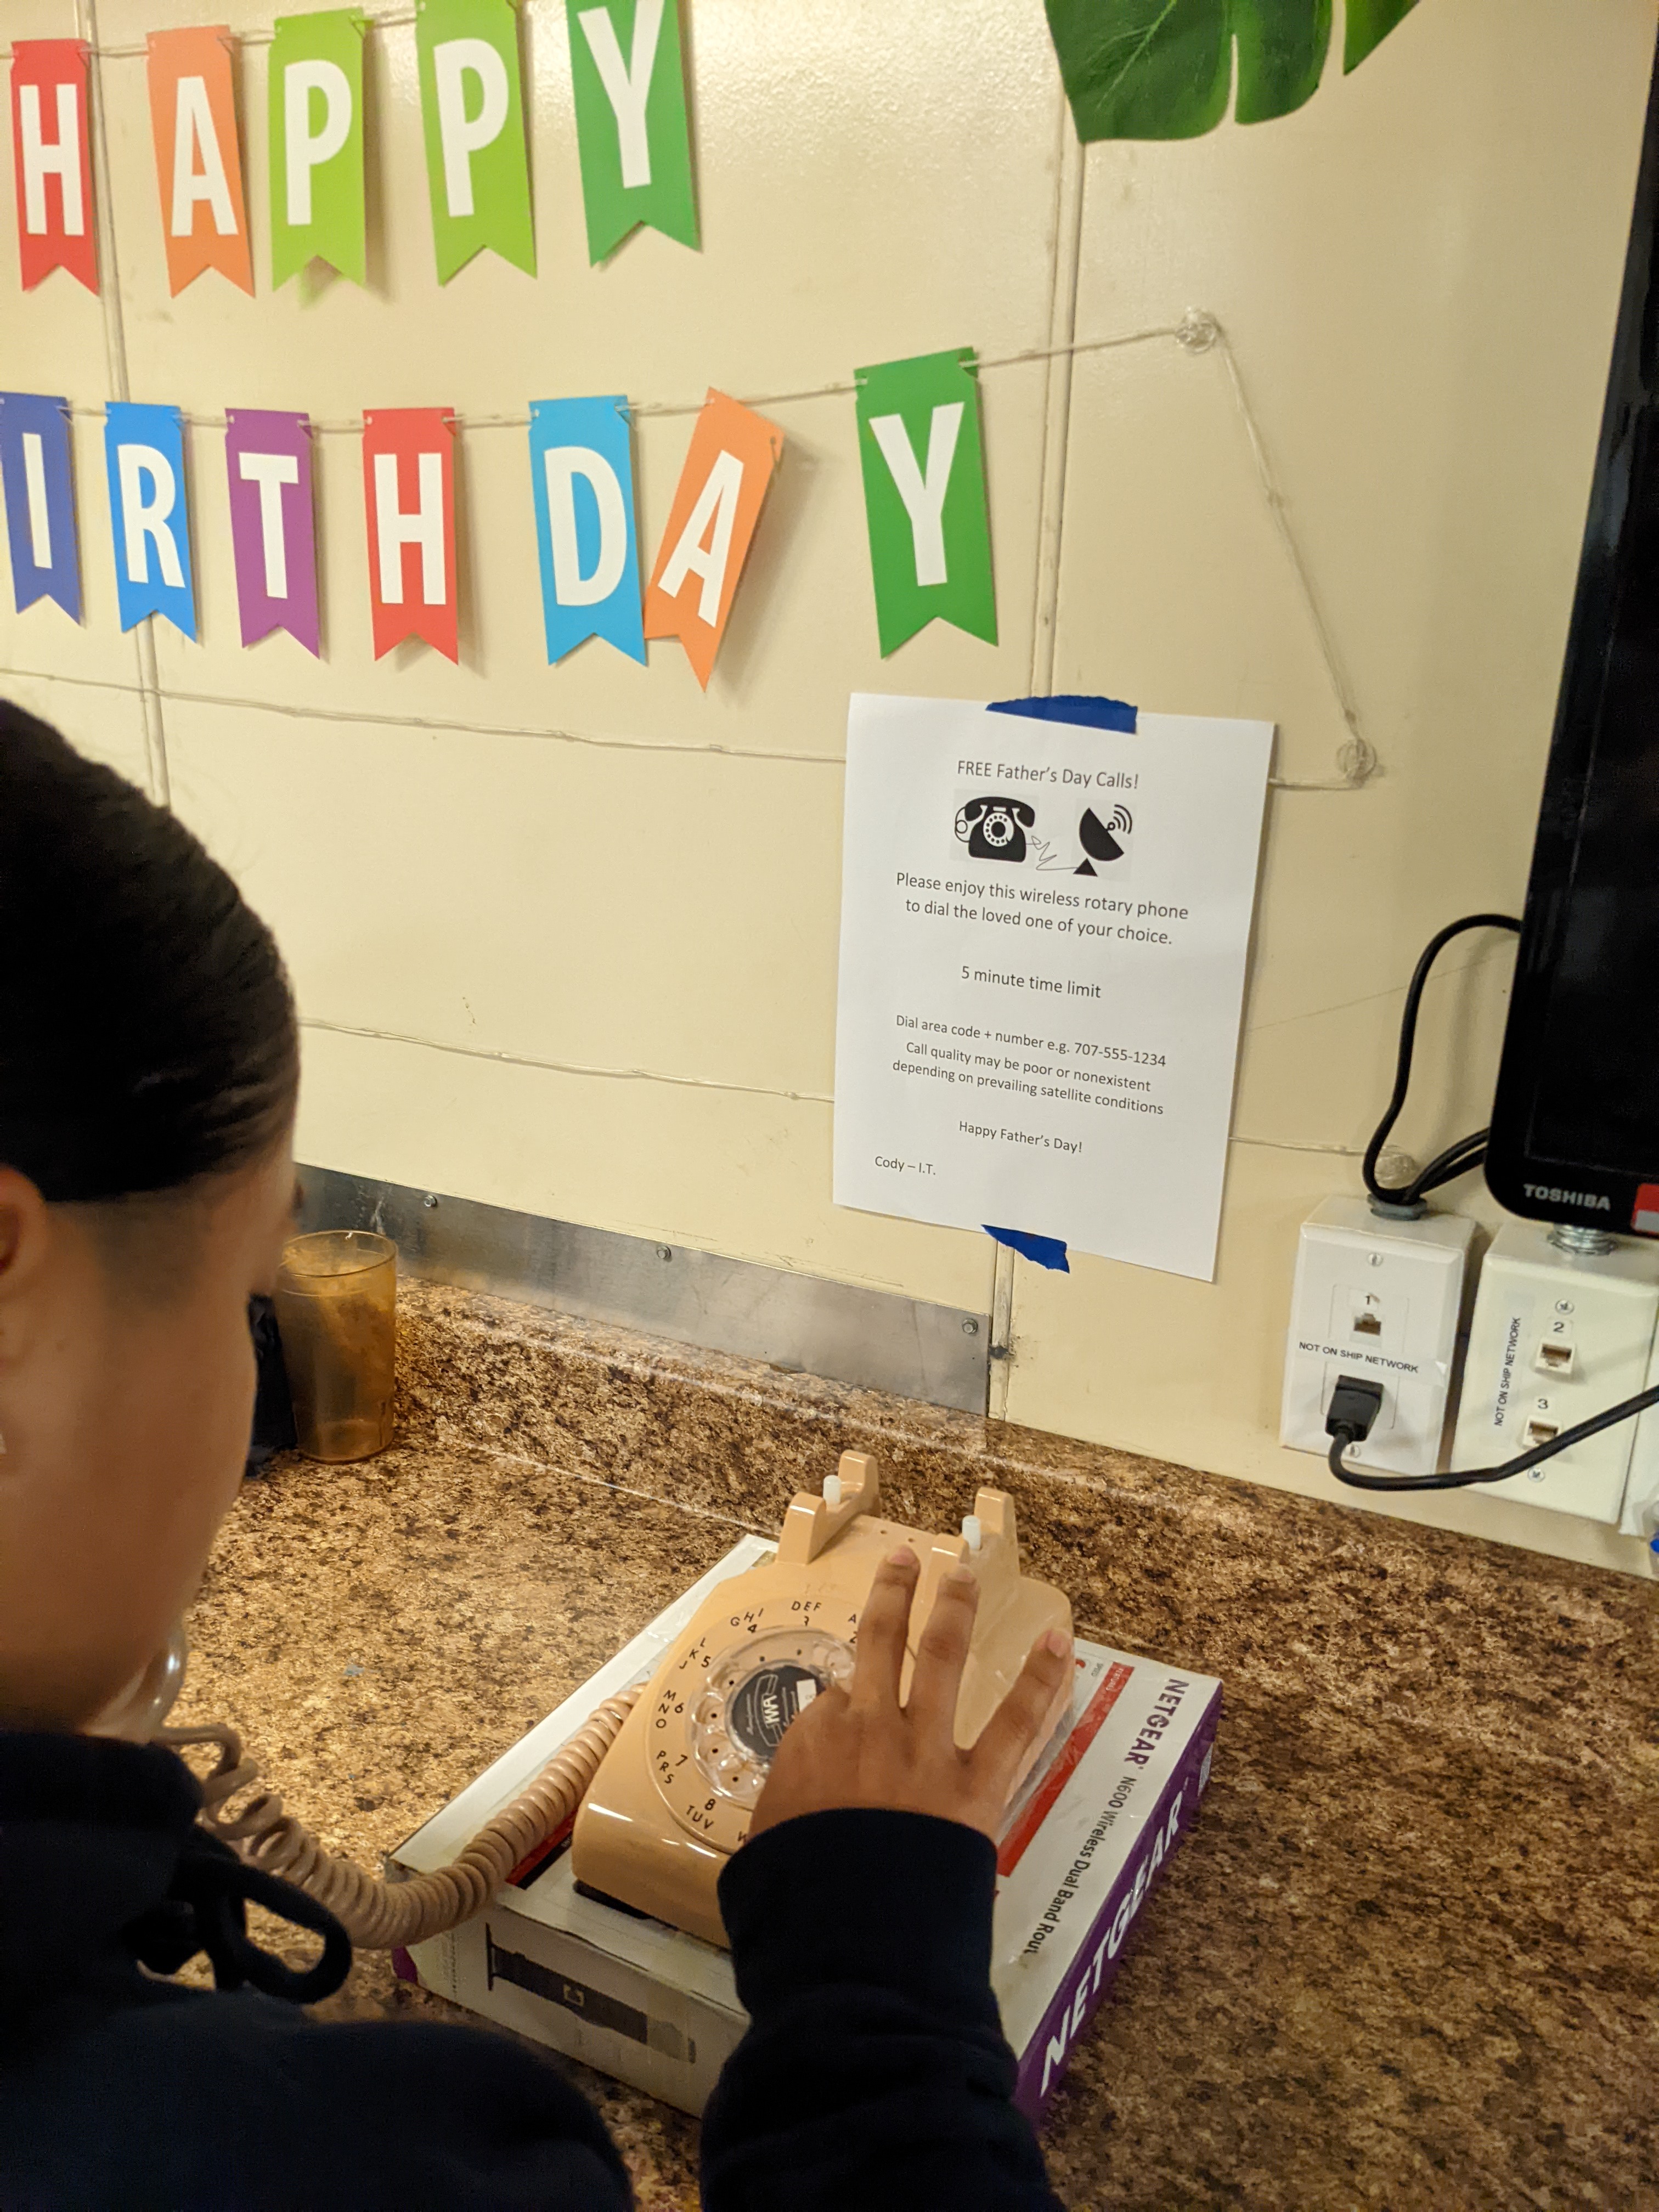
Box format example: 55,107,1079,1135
569,1450,1074,1948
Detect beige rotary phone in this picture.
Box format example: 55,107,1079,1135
151,1449,1071,1957
568,1450,1074,1948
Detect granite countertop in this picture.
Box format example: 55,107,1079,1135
170,1285,1659,2211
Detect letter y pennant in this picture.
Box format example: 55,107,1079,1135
855,347,996,656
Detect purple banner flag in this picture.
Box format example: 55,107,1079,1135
224,408,319,653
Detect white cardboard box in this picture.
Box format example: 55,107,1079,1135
395,1539,1221,2122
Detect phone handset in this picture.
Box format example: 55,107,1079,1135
568,1451,1074,1948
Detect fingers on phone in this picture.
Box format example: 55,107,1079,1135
904,1566,980,1735
972,1629,1073,1799
851,1547,918,1709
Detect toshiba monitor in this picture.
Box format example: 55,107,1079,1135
1486,36,1659,1240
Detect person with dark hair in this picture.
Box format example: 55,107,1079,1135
0,701,1066,2210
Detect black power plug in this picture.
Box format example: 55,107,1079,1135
1325,1375,1384,1449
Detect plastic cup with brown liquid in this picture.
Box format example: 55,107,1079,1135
274,1231,397,1463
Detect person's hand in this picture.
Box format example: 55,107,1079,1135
746,1546,1071,1845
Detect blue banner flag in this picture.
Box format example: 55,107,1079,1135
0,392,81,620
104,401,196,639
528,396,644,664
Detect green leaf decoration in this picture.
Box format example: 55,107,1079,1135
1043,0,1421,142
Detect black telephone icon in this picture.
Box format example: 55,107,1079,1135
955,795,1036,863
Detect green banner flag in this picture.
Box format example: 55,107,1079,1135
566,0,698,263
855,348,997,657
269,10,369,286
416,0,534,281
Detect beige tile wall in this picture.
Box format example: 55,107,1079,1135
2,0,1656,1567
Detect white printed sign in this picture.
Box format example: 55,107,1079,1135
833,694,1274,1279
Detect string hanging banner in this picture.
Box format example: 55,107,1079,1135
529,396,645,664
363,407,459,661
416,0,536,283
225,409,320,653
0,392,81,622
642,389,782,689
105,402,197,640
144,25,253,296
856,347,997,656
9,40,97,293
567,0,698,263
269,8,369,288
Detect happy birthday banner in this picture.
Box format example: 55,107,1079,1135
0,352,995,675
6,3,697,297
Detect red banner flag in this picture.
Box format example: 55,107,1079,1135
145,26,253,297
362,408,459,661
9,41,97,292
642,390,782,689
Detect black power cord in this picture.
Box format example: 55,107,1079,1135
1362,912,1521,1211
1325,1373,1659,1493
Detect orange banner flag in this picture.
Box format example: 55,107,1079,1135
145,26,252,296
642,390,783,689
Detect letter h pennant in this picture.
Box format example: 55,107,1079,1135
854,347,996,656
9,41,97,292
362,408,459,661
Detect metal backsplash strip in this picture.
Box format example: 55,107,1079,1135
295,1166,992,1415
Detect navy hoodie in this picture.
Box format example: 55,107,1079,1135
0,1731,1063,2210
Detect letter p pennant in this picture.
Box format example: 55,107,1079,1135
855,347,996,656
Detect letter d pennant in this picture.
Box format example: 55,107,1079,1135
529,397,643,664
362,408,459,661
855,347,996,656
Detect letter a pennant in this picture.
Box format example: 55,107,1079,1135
566,0,697,263
642,391,782,690
416,0,535,282
269,10,369,287
145,27,253,296
362,408,459,661
854,347,996,656
9,41,97,293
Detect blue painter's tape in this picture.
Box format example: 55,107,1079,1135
984,1226,1070,1273
988,693,1137,733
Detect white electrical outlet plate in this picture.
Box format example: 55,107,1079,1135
1451,1220,1659,1525
1280,1198,1475,1476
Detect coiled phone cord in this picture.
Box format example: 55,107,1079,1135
156,1686,640,1951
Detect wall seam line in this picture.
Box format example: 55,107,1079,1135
81,0,171,806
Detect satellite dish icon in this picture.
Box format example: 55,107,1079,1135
1076,804,1133,876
